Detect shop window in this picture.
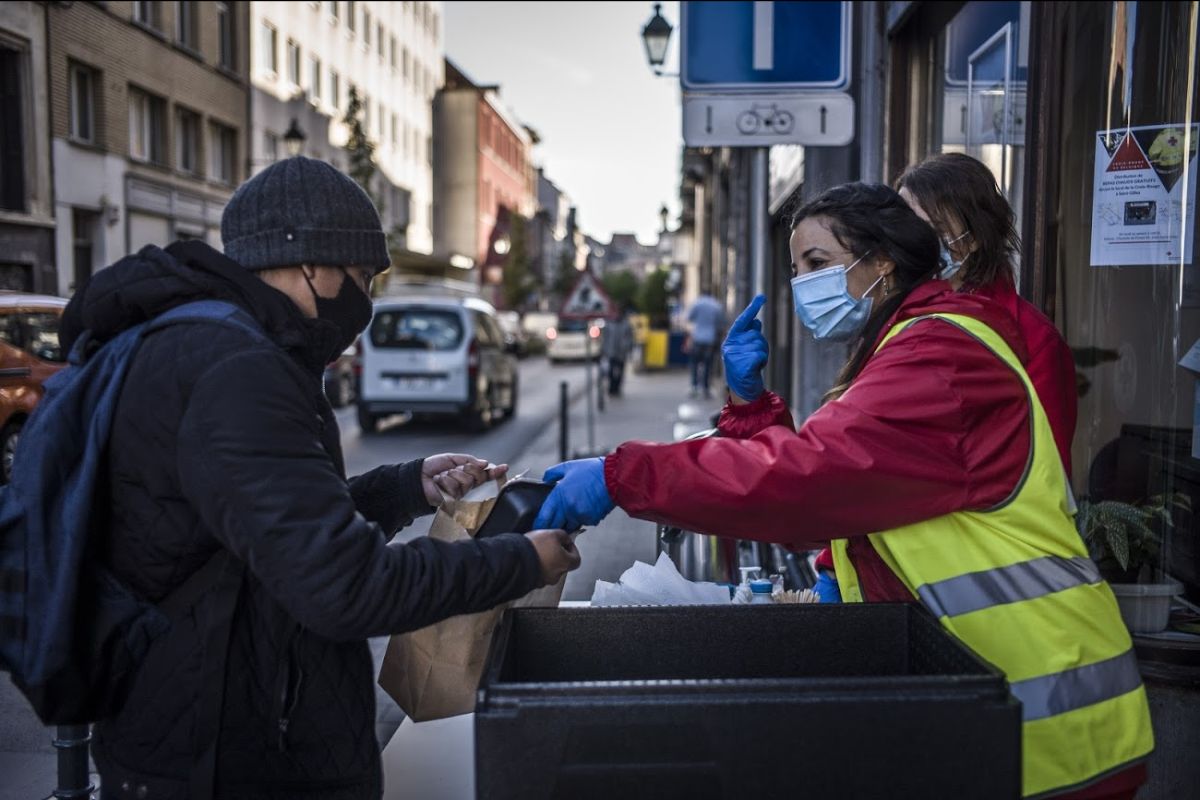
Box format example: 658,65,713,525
0,264,32,292
1040,1,1200,586
936,1,1031,250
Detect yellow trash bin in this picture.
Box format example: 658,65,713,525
643,330,669,370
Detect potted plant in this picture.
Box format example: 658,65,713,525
1076,493,1189,633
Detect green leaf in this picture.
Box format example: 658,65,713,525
1105,523,1130,571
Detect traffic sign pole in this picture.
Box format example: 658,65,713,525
750,147,769,356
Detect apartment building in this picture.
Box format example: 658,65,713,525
249,1,443,254
47,0,251,295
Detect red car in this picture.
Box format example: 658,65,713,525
0,293,68,483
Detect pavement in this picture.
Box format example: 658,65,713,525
0,358,718,799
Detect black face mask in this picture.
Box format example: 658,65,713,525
304,268,373,359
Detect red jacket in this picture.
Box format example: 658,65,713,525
971,277,1077,476
603,282,1032,602
604,282,1136,799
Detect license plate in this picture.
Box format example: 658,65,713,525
392,377,436,392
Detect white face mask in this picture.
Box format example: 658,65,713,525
938,231,970,280
790,253,883,342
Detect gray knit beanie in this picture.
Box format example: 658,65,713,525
221,156,391,272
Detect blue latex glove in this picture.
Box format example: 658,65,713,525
722,295,769,402
814,571,842,604
532,458,614,531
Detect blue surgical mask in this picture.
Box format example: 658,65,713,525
790,254,883,342
938,232,970,280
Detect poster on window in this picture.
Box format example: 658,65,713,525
1090,124,1198,267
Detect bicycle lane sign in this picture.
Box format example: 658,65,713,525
680,1,855,148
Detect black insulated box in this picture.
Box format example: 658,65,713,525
475,604,1021,800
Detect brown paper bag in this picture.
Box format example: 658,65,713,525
377,479,565,722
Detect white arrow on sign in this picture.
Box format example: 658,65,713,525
682,92,855,147
753,1,774,71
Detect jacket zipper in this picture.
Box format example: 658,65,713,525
276,627,304,752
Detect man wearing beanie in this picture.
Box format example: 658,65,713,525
59,157,580,799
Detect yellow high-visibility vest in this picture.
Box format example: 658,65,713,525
831,313,1153,798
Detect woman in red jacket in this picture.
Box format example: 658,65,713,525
809,153,1078,584
896,152,1077,474
533,183,1150,800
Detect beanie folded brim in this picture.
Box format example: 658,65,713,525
225,227,391,273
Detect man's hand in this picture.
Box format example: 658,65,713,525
422,454,508,507
525,529,582,587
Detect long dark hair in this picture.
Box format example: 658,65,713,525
790,183,940,399
895,153,1020,288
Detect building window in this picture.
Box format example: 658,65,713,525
363,10,372,47
390,35,397,69
176,0,198,50
209,122,236,184
377,22,384,58
329,0,339,23
287,40,301,86
133,1,161,30
0,44,26,212
426,134,432,166
402,48,410,81
309,56,321,101
128,87,166,165
347,1,356,34
69,62,97,144
263,130,279,163
216,2,235,70
431,10,439,41
330,69,341,110
72,209,98,291
260,22,278,74
175,107,201,176
391,113,398,148
363,94,371,134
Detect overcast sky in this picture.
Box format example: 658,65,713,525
443,1,682,245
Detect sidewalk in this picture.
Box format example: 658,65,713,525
506,363,724,601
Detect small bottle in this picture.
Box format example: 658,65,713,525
750,579,774,605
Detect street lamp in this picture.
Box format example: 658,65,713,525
641,3,674,76
283,118,307,157
659,203,670,232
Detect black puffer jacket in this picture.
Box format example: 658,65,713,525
66,242,541,800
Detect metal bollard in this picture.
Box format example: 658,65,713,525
54,724,95,799
558,381,569,463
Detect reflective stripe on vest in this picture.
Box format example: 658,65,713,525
917,554,1101,619
829,313,1153,798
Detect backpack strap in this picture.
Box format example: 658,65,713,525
147,299,271,346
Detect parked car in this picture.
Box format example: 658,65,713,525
356,296,518,433
0,293,68,483
323,344,358,408
520,311,556,355
495,311,529,357
546,317,604,363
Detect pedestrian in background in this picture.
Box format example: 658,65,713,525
61,156,580,800
685,287,725,399
601,304,635,396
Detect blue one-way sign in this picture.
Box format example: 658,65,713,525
682,1,851,92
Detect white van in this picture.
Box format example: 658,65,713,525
356,296,518,433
